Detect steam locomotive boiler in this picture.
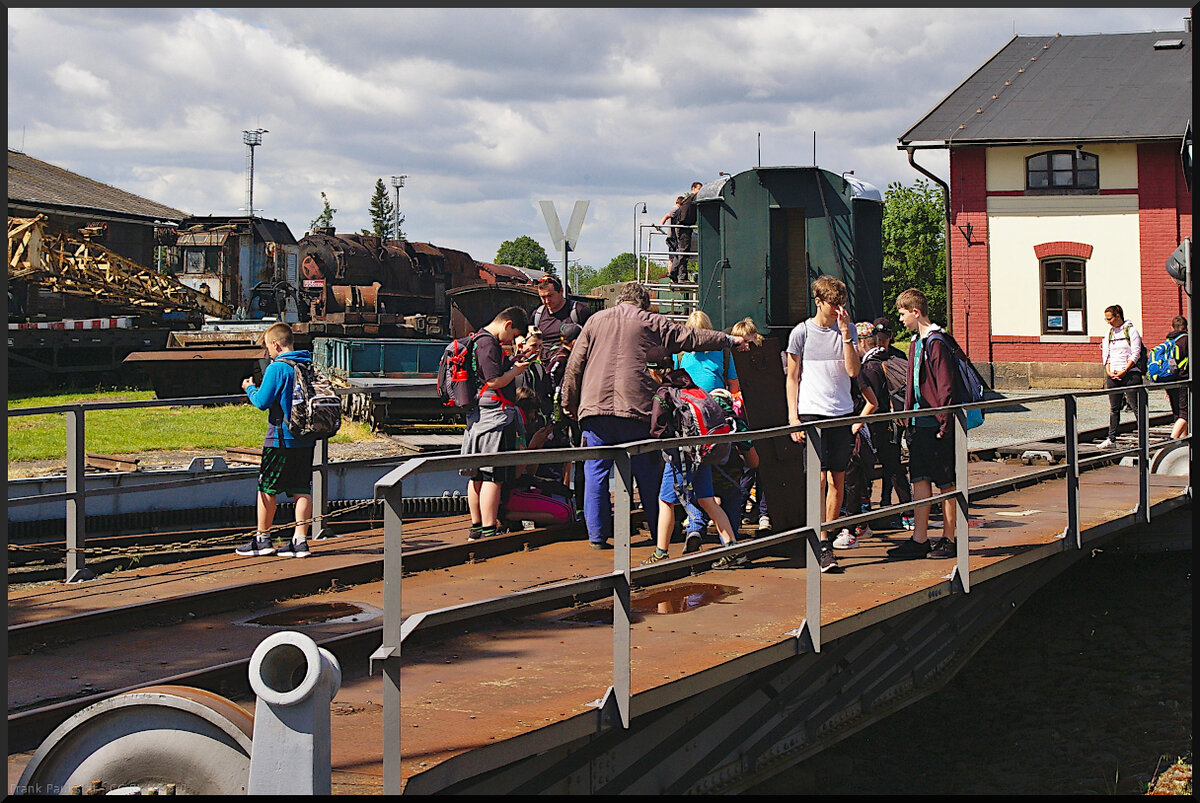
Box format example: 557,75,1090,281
297,228,519,336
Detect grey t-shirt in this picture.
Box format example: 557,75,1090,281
786,318,857,416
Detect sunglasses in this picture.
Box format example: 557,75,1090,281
536,275,562,288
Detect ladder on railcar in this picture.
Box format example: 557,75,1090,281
636,221,697,323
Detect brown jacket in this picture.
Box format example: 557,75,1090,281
561,303,731,423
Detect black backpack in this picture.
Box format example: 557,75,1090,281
437,332,486,409
278,359,342,441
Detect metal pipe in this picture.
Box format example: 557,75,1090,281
906,147,954,336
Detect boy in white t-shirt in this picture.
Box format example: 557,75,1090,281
785,275,860,573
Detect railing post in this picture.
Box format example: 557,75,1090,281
1137,384,1150,524
611,450,633,729
311,438,335,540
953,410,970,593
803,426,823,653
1063,394,1081,549
380,483,405,795
64,406,93,583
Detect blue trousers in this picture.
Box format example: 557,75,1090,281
581,416,664,544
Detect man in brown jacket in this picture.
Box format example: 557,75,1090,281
561,282,748,549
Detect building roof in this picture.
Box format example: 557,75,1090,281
900,31,1192,146
8,149,188,222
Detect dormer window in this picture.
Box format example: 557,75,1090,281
1026,150,1099,192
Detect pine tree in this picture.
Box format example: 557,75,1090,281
362,178,404,239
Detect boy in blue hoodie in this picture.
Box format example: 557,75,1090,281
236,322,317,558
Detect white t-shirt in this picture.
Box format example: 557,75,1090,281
787,318,857,416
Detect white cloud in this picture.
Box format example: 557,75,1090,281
49,62,111,98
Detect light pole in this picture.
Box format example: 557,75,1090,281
390,175,407,241
243,129,268,217
633,201,646,280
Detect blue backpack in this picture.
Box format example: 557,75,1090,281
925,331,986,430
1146,334,1185,382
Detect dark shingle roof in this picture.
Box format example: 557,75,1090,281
900,31,1192,146
8,149,188,221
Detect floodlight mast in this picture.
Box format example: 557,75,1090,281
243,129,268,216
390,175,407,240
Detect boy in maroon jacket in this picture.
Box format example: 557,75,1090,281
887,289,959,560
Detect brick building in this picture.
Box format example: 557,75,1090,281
899,27,1192,389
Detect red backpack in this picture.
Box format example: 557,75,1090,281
654,385,735,467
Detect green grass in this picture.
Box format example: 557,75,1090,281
8,390,373,462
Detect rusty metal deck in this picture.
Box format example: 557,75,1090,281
6,461,1191,794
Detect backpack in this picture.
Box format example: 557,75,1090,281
437,332,486,409
278,359,342,441
923,331,986,430
654,385,735,467
1107,325,1148,374
1146,334,1185,382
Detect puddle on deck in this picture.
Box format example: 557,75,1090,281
240,601,382,627
560,583,741,625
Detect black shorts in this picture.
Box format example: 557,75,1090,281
905,425,956,489
797,414,853,473
1166,386,1189,423
258,445,315,496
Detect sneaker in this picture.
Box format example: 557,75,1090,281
711,550,749,570
887,537,931,560
758,515,772,531
641,548,669,565
277,538,311,558
589,540,613,550
927,537,956,559
1097,438,1115,450
861,502,871,514
901,514,916,531
817,542,839,573
683,532,703,554
854,523,872,539
235,535,274,557
832,528,859,549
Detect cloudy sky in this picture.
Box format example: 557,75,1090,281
7,7,1191,271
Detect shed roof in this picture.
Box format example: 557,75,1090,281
900,31,1192,146
7,149,188,222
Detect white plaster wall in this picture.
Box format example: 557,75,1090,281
986,143,1138,191
987,196,1142,337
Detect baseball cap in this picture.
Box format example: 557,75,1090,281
560,322,582,343
872,316,893,335
855,321,874,339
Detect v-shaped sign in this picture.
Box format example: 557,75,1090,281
539,200,589,252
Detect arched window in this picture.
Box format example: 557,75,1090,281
1026,150,1099,192
1040,257,1087,334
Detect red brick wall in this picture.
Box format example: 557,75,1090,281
951,143,1193,372
949,147,990,361
1137,142,1191,345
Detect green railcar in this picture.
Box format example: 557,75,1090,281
694,166,884,339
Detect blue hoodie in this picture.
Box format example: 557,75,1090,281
245,349,316,447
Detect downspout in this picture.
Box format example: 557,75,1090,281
906,147,954,337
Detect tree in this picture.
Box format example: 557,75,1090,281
495,235,553,273
881,179,946,330
361,178,404,240
588,252,666,291
309,191,336,233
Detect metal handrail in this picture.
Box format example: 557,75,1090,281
6,392,347,582
369,381,1191,792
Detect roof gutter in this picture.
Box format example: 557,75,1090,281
905,147,954,333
